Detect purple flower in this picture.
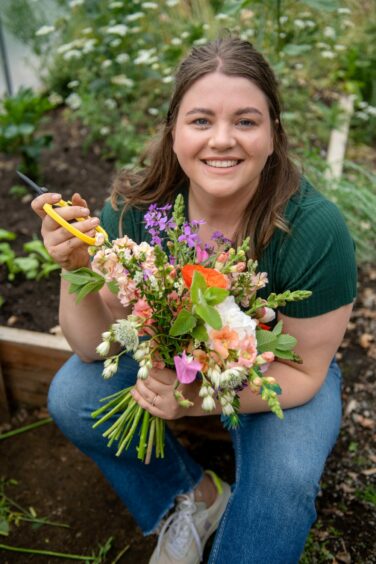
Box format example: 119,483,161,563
144,203,175,245
178,223,200,248
174,351,202,384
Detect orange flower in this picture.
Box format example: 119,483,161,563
210,326,239,359
182,264,228,289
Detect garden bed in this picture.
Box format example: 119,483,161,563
1,109,376,562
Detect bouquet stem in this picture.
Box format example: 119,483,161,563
91,387,165,463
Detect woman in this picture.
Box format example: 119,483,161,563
32,37,356,563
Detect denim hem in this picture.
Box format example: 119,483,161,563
143,470,205,536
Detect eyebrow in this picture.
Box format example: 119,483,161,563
185,106,263,117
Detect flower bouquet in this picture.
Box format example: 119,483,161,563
63,195,311,463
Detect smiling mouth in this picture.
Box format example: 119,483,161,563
202,159,242,168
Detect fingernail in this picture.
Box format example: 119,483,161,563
90,217,99,225
51,193,62,201
80,208,90,215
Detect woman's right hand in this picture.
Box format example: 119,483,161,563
31,192,100,271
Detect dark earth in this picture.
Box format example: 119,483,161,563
0,110,375,563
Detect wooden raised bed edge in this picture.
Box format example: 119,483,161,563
0,326,72,420
0,326,230,440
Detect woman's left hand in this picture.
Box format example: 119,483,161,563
132,367,193,420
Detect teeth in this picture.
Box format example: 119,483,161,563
205,160,239,168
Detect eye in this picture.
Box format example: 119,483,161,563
192,117,210,128
237,118,257,128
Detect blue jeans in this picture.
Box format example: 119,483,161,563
48,353,342,564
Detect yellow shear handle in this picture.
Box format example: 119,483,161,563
43,203,108,246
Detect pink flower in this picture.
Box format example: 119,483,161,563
132,298,153,321
195,245,209,263
174,351,202,384
209,326,239,359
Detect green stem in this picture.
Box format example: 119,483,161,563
0,418,53,441
92,393,132,428
102,400,138,438
0,542,96,560
110,544,130,564
137,410,150,462
116,405,143,456
144,417,156,465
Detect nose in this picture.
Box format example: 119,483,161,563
208,123,236,150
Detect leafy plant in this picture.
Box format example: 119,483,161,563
0,232,60,281
0,87,54,179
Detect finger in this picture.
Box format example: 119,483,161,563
148,367,177,386
44,217,100,246
71,192,88,208
131,388,165,418
42,204,92,233
31,192,62,219
136,378,161,404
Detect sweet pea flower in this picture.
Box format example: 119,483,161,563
174,351,202,384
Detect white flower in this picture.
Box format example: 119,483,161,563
96,340,111,356
171,37,182,46
103,358,118,379
148,107,159,116
126,12,145,21
111,75,134,87
222,403,235,416
321,50,335,59
141,2,158,8
323,26,336,39
102,59,112,68
63,49,82,61
279,15,288,24
67,80,79,88
162,76,173,84
259,307,276,323
48,92,63,106
137,365,149,379
334,44,346,51
202,395,216,411
215,13,228,20
214,296,257,340
104,98,117,110
338,7,351,15
65,93,82,110
293,19,306,29
116,53,130,63
107,24,128,36
113,319,139,351
134,48,158,65
166,0,179,6
69,0,84,7
35,25,55,36
356,111,369,121
109,1,123,7
110,38,121,47
100,126,110,136
367,106,376,117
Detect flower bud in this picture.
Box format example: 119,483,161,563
202,395,216,411
259,307,275,323
96,340,111,357
102,360,118,379
137,365,149,379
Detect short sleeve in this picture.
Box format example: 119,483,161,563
100,200,147,244
275,198,357,317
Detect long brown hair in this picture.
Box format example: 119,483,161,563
111,37,300,258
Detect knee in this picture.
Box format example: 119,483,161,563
48,355,102,442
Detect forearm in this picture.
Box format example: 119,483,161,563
59,277,115,361
183,361,324,417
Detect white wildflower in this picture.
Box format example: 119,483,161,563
279,15,288,24
134,48,158,65
166,0,179,6
293,19,306,29
116,53,130,63
334,44,346,51
113,319,139,351
215,13,228,20
35,25,55,36
102,59,112,68
104,98,117,110
107,24,128,36
103,358,118,379
110,38,122,47
96,340,111,356
323,26,336,39
221,403,235,416
63,49,82,61
142,2,158,8
338,7,351,15
69,0,84,7
148,107,159,116
65,93,82,110
137,365,149,379
171,37,182,46
100,126,110,136
67,80,79,88
111,75,134,87
321,50,335,59
367,106,376,117
82,27,93,34
82,38,97,53
356,111,369,121
126,12,145,21
162,76,173,84
48,92,63,106
202,395,216,411
193,38,207,46
181,31,189,39
259,307,275,323
109,1,123,7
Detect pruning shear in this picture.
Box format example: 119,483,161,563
17,170,108,246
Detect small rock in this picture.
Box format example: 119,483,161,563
7,315,18,326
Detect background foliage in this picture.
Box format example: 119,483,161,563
1,0,375,261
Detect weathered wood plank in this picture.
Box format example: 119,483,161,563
0,327,72,407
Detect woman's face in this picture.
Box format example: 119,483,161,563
172,72,274,204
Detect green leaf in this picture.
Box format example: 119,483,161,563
62,267,98,285
204,287,229,305
76,279,104,302
275,333,297,351
0,229,16,241
169,309,197,336
256,329,277,352
191,323,209,342
272,320,283,336
107,280,119,294
190,271,207,304
195,302,222,329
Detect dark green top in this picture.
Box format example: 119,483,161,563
100,178,357,318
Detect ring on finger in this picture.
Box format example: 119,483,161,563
151,394,159,407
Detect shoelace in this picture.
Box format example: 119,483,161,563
156,494,203,561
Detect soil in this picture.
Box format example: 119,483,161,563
0,109,375,563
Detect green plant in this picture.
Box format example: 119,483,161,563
0,232,60,281
0,87,54,179
9,184,29,199
356,484,376,507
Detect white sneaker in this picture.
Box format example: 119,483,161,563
149,471,231,564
